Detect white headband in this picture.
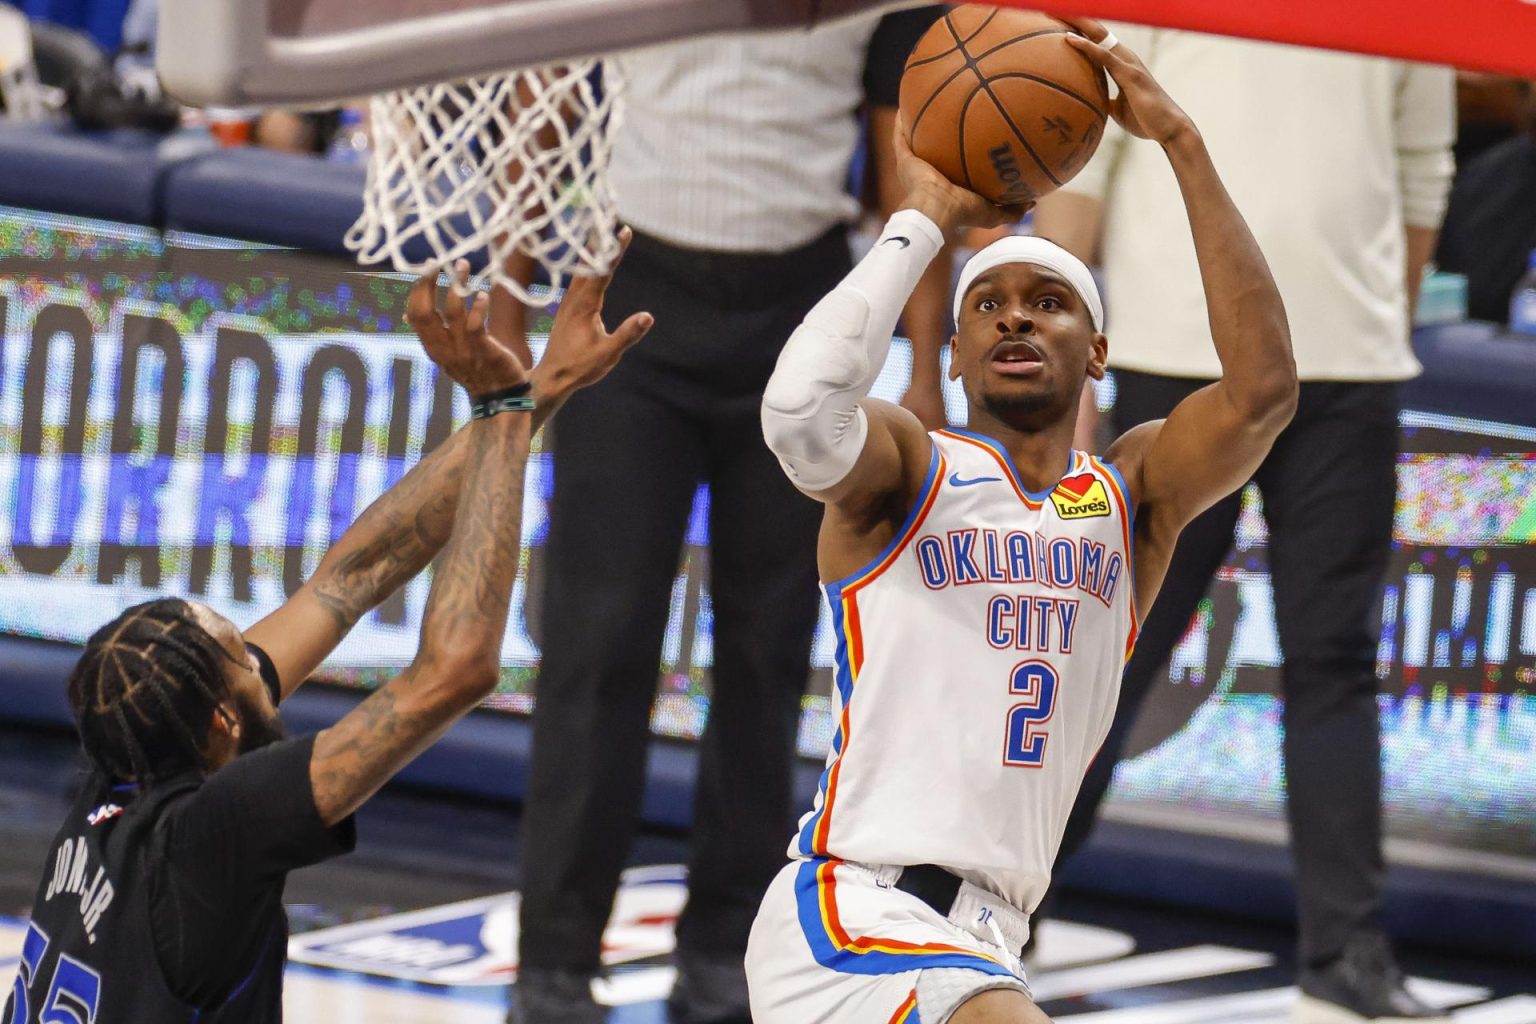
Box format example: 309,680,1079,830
953,235,1105,333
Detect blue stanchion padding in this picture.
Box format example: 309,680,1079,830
162,147,368,255
0,121,166,225
0,635,81,725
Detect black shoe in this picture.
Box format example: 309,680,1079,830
667,949,752,1024
507,967,606,1024
1294,933,1451,1023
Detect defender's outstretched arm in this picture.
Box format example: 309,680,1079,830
304,247,649,826
245,245,651,700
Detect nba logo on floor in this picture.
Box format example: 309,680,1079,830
1051,474,1111,520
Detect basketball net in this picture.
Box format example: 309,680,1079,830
345,58,626,302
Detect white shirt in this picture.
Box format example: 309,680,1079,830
791,432,1138,918
1062,29,1455,381
609,18,878,254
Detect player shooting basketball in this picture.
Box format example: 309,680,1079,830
2,249,650,1024
746,22,1296,1024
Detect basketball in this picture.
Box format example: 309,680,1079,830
898,6,1111,205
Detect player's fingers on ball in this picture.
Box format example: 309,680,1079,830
891,113,918,158
1063,32,1111,65
987,204,1027,229
1001,201,1034,225
1058,15,1108,42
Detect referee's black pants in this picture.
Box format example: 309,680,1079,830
518,228,847,975
1052,371,1399,967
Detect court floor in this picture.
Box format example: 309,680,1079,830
1,727,1532,1023
4,908,1532,1023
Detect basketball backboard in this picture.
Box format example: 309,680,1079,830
155,0,922,107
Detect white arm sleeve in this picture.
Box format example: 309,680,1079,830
761,208,945,492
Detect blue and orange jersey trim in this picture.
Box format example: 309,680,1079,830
801,445,945,858
887,989,921,1023
1089,454,1139,658
796,587,864,856
824,442,946,599
794,859,1018,979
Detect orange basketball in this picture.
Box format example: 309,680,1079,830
898,6,1111,205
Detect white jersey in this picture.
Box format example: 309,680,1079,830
791,428,1139,915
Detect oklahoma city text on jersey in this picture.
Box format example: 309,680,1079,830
914,519,1125,656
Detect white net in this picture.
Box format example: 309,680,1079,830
345,58,626,302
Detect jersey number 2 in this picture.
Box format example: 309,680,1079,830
9,922,102,1024
1004,660,1058,767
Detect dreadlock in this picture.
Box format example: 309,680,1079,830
68,597,238,784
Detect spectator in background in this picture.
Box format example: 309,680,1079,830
254,109,345,156
1032,29,1454,1024
490,12,949,1023
1436,79,1536,325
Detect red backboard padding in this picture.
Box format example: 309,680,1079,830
1003,0,1536,76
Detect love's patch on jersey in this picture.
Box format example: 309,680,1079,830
1051,473,1111,520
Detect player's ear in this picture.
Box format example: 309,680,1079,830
947,335,961,380
210,702,240,743
1087,332,1108,381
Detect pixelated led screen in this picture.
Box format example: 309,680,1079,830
0,208,1532,858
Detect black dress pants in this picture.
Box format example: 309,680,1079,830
1053,370,1399,966
518,228,847,973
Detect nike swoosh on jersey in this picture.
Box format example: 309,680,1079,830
949,473,1002,487
881,235,911,248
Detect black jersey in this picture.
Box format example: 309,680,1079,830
3,732,355,1023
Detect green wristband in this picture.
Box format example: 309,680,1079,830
470,383,534,419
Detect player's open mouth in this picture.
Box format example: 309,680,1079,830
989,338,1045,376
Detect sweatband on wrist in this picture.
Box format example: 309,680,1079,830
470,382,534,419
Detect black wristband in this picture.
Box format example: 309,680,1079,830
470,382,534,419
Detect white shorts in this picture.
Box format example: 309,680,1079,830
746,859,1032,1024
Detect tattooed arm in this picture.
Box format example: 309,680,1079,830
306,258,541,826
309,409,531,825
243,245,651,700
242,426,471,702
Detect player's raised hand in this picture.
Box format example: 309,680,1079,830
892,111,1030,234
407,259,528,393
1063,19,1196,147
533,226,655,396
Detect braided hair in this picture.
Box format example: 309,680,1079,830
68,597,238,784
